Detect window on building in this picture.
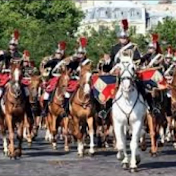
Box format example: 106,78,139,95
97,7,108,19
113,8,121,19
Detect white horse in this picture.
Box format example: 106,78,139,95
111,58,147,172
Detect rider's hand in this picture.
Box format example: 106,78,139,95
0,50,4,55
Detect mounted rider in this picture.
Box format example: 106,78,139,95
67,37,92,76
41,41,67,118
110,19,141,66
0,30,34,122
141,34,163,68
163,46,174,138
22,50,35,77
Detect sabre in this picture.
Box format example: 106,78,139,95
148,54,162,67
164,64,175,76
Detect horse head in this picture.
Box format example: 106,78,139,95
79,70,92,96
58,67,70,93
10,60,23,97
29,75,41,103
116,59,136,95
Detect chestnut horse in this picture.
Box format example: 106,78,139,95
23,75,41,144
69,65,95,156
45,66,70,150
1,61,25,158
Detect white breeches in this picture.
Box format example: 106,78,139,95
65,92,70,98
0,87,3,97
44,91,50,100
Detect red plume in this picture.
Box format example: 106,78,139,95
14,29,20,40
152,34,159,43
23,50,30,57
167,45,172,54
121,19,128,31
58,41,66,50
79,37,87,48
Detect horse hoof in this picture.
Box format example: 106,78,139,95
130,168,137,173
117,151,124,161
158,141,164,148
122,163,129,170
140,144,147,151
150,152,157,157
64,146,70,152
28,142,32,147
77,153,83,158
3,151,8,157
88,152,94,157
136,155,141,165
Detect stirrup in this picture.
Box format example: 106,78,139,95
98,110,107,119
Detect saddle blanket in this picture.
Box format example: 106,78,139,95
91,75,117,104
137,68,167,89
46,77,59,93
0,73,10,87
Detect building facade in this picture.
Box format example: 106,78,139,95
75,0,176,35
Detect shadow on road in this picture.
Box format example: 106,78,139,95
139,161,176,171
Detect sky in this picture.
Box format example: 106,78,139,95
141,1,159,4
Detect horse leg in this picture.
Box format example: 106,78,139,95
158,126,165,147
130,120,142,172
2,130,8,156
26,116,33,146
73,116,83,157
16,120,24,157
113,118,127,163
147,113,157,156
63,117,70,152
87,117,95,155
6,114,15,158
51,115,58,150
32,115,40,139
140,127,147,151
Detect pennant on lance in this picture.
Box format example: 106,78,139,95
91,75,117,104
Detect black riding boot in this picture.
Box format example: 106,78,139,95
25,96,34,124
60,98,69,119
41,100,49,118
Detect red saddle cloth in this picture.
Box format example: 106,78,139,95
0,73,10,87
21,78,31,86
46,77,59,93
67,80,78,93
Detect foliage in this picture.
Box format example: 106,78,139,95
0,0,83,66
154,17,176,53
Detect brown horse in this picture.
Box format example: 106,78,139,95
1,61,25,158
45,66,70,150
23,75,41,144
169,68,176,146
69,65,95,156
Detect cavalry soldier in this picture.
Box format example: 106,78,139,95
163,46,174,74
0,30,35,123
0,30,22,70
163,46,174,140
0,30,22,100
141,34,164,68
41,41,67,118
67,37,91,75
97,54,112,73
110,19,141,66
22,50,35,77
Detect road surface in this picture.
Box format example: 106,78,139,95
0,131,176,176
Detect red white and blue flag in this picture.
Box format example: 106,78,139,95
91,75,117,104
137,68,167,89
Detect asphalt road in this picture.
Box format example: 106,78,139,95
0,130,176,176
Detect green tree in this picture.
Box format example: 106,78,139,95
0,0,83,65
154,17,176,52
